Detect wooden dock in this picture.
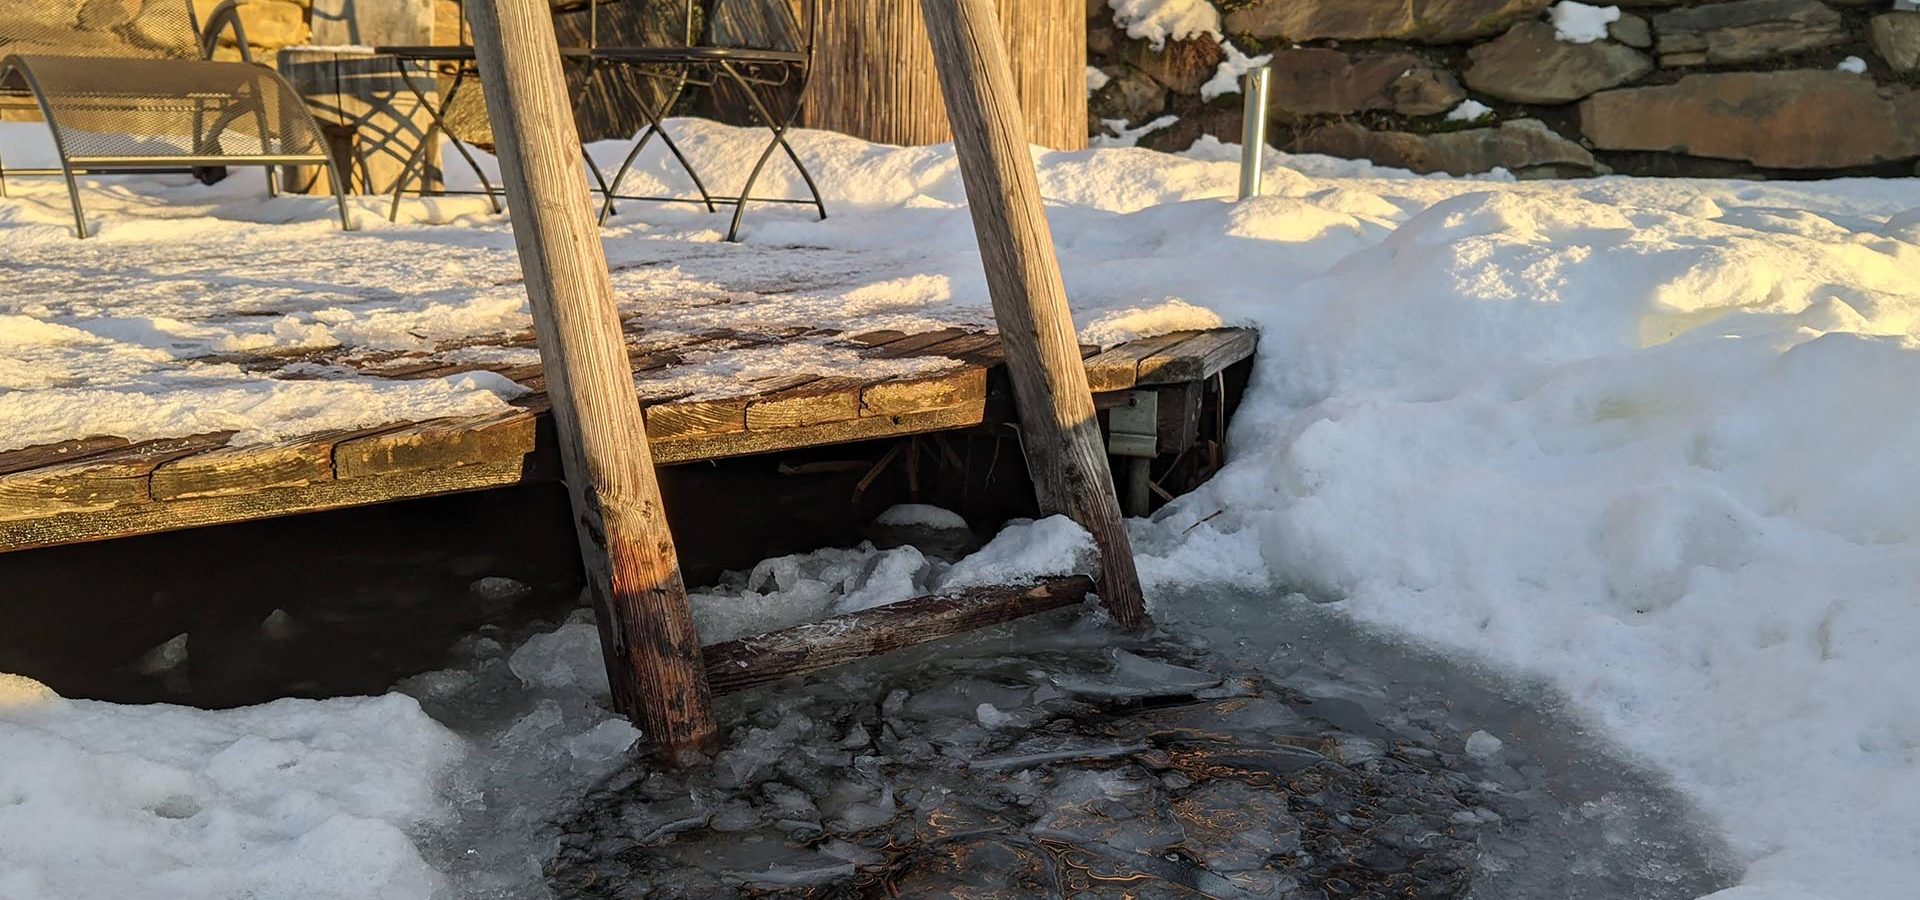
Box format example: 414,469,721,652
0,325,1255,554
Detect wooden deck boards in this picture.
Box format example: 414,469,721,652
0,326,1256,554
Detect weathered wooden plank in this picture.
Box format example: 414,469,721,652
150,434,346,501
0,459,528,553
0,436,133,477
847,329,911,347
745,377,864,431
333,409,539,479
1081,332,1201,393
652,401,984,465
703,575,1093,694
860,365,986,417
1136,328,1258,386
905,331,1002,361
0,433,234,523
870,327,971,359
645,397,748,441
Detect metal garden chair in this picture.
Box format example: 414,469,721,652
588,0,828,241
0,0,352,238
379,0,825,241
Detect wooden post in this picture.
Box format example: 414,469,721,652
917,0,1149,632
464,0,717,753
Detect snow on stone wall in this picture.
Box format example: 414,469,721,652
1089,0,1920,178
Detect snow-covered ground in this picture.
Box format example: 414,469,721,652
4,118,1920,898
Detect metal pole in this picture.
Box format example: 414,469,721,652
1238,65,1271,201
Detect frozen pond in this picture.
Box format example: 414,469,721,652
490,587,1735,899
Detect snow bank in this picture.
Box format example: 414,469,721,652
0,679,461,899
1135,182,1920,898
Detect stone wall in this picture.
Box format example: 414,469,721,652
1089,0,1920,178
197,0,315,63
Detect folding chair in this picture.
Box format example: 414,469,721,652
588,0,828,241
0,0,352,238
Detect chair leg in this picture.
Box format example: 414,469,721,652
581,143,618,220
388,121,437,223
58,158,87,239
597,123,659,225
321,151,355,232
649,119,717,214
726,132,782,243
717,60,822,241
390,60,503,219
777,134,827,222
434,70,504,214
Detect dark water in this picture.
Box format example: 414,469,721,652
536,588,1737,900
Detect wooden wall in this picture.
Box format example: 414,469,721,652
797,0,1087,151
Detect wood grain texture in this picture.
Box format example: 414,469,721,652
805,0,1085,150
468,0,717,753
1082,331,1200,393
0,460,528,553
651,401,984,464
0,436,134,477
333,410,539,478
1136,328,1259,386
702,575,1093,694
860,366,985,417
919,0,1148,631
150,434,343,501
745,376,863,431
0,434,233,523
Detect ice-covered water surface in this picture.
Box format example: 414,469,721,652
514,585,1731,899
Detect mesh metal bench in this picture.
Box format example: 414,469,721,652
0,1,351,238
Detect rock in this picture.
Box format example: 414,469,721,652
1293,119,1599,177
1225,0,1549,44
137,633,190,676
1116,35,1225,95
1090,68,1168,124
1872,12,1920,74
1652,0,1847,67
1466,22,1654,104
76,0,141,30
1609,12,1652,49
1580,70,1920,168
259,609,296,640
1465,731,1505,759
1266,49,1465,119
471,575,536,605
191,0,311,48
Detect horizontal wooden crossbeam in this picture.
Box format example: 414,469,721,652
701,575,1095,694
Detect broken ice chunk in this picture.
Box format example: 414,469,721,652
1049,649,1221,701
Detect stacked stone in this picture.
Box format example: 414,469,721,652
1088,0,1920,178
193,0,314,62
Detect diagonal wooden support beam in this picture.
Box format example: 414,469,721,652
917,0,1150,631
466,0,717,755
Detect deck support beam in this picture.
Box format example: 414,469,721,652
917,0,1150,631
466,0,717,754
